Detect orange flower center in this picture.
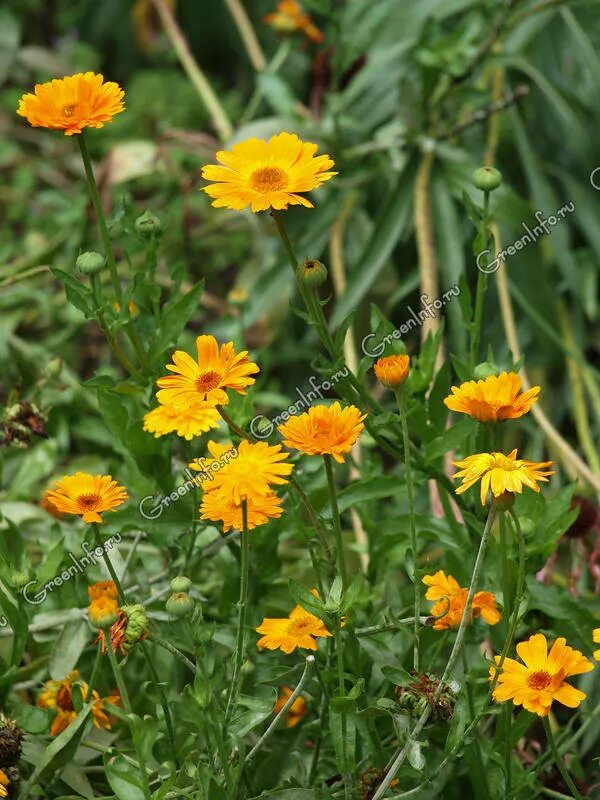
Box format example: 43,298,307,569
62,104,76,117
195,370,221,394
527,670,552,690
251,166,287,193
287,617,313,636
77,493,101,510
57,684,74,711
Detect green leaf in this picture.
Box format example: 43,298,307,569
49,619,89,680
104,753,146,800
288,580,327,619
51,268,95,319
148,280,204,360
321,475,406,518
329,706,356,773
0,8,20,82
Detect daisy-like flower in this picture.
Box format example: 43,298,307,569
593,628,600,661
88,582,120,629
143,401,221,441
256,602,331,653
44,472,128,523
198,439,293,503
264,0,324,43
444,372,540,423
0,770,8,799
374,354,410,389
453,450,553,506
422,570,501,630
489,633,594,716
201,132,336,212
273,686,308,728
201,487,283,532
40,490,63,519
37,670,120,736
156,334,259,408
17,72,125,136
278,402,366,463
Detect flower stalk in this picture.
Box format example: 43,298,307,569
323,454,349,590
225,499,250,723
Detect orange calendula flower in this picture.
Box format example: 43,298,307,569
40,490,64,519
88,582,120,629
88,581,118,601
37,670,120,735
0,770,8,799
453,450,553,506
274,686,307,728
489,633,594,716
264,0,324,43
17,72,125,135
198,439,293,503
201,132,336,212
444,371,540,423
143,402,221,440
374,354,410,389
156,334,259,407
256,601,331,654
423,570,501,630
201,487,283,532
278,402,366,463
44,472,128,523
593,628,600,661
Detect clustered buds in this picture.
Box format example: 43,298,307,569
166,576,195,619
122,604,148,645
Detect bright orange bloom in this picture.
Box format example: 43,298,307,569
200,487,283,532
88,581,118,601
0,770,8,799
374,354,410,389
143,401,221,440
444,372,540,423
44,472,128,523
17,72,125,135
277,402,366,463
274,686,307,728
40,490,64,519
422,570,501,630
37,670,120,735
453,450,553,506
88,584,120,629
490,633,594,716
201,132,336,212
256,601,331,654
593,628,600,661
198,439,293,503
264,0,324,43
156,334,259,407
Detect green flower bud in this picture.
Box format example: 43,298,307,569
473,361,501,380
9,570,30,592
76,251,106,276
45,357,63,378
122,604,148,644
166,592,194,618
170,575,191,593
135,210,162,240
472,166,502,193
296,259,327,289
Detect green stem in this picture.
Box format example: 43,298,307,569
395,387,420,671
334,621,352,800
216,404,251,441
149,633,198,675
290,473,336,569
225,499,250,724
373,506,497,800
92,524,127,604
105,643,152,800
543,717,583,800
323,454,348,590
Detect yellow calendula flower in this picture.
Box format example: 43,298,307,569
0,770,9,799
44,472,128,523
199,439,293,503
200,487,283,532
453,450,553,506
444,371,540,423
256,602,332,654
87,582,120,629
201,132,336,212
422,570,501,631
593,628,600,661
489,633,594,716
278,402,366,463
273,686,308,728
37,670,121,735
17,72,125,135
374,354,410,389
264,0,324,43
156,334,259,407
143,402,221,440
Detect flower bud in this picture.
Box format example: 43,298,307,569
135,210,162,240
374,354,410,390
122,604,148,644
473,361,501,380
88,595,120,629
76,251,106,276
227,286,248,306
166,592,194,618
170,575,191,593
296,259,327,289
9,570,30,592
472,166,502,193
44,357,63,378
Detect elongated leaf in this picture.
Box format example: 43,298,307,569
148,279,204,361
